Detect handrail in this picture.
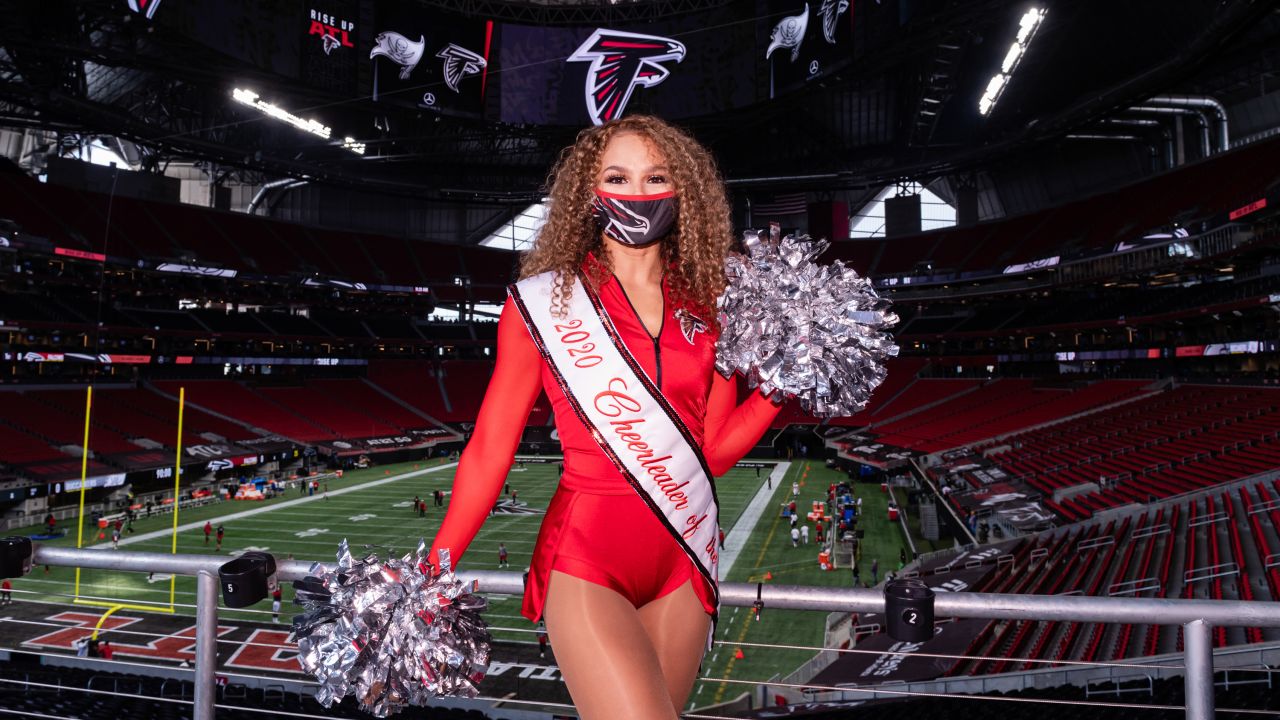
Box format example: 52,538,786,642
30,544,1280,720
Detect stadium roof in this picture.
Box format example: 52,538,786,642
0,0,1275,205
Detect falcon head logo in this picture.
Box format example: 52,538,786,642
370,31,426,80
126,0,162,20
675,308,708,345
819,0,850,44
767,4,810,62
321,33,341,55
568,29,686,126
436,44,488,93
593,193,652,243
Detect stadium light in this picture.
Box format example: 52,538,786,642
231,88,364,155
978,7,1046,116
342,136,366,155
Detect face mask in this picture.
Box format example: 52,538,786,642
591,189,677,247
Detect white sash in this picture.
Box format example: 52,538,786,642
509,270,720,610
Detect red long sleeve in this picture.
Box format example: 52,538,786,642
702,372,782,476
428,298,542,569
429,296,782,570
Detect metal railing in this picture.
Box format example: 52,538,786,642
30,544,1280,720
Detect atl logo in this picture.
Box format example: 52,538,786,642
308,9,355,55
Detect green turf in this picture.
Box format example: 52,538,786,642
10,456,911,710
9,458,766,640
688,461,910,711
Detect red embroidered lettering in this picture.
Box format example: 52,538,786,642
683,512,708,539
610,418,646,433
594,379,641,417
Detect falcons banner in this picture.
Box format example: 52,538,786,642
760,0,858,98
301,0,359,95
495,11,753,126
368,5,492,117
569,29,687,125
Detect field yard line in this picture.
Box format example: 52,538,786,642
712,462,798,705
100,463,458,551
719,462,791,577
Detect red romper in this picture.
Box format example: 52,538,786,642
429,260,780,623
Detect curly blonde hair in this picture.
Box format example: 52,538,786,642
519,115,732,325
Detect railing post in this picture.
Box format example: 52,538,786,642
194,569,219,720
1183,619,1214,720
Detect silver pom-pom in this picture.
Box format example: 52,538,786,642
716,229,899,417
293,540,490,717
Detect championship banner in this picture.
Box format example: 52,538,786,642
509,272,721,602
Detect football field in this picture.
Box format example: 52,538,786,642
9,455,912,712
689,460,911,711
10,458,770,639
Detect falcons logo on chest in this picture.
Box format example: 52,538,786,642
567,29,686,126
675,309,708,345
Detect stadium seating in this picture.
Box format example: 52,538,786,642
0,421,66,466
254,386,400,439
305,379,439,431
439,361,496,422
365,360,555,428
28,389,206,450
140,385,260,442
869,380,1150,452
898,275,1280,340
990,385,1280,520
21,135,1271,306
0,160,517,299
367,360,451,421
936,478,1280,679
146,201,246,267
0,392,138,455
860,378,983,424
152,380,337,442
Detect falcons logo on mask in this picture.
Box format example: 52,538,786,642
436,44,488,93
767,4,810,62
370,31,426,80
819,0,849,44
675,309,708,345
568,29,686,126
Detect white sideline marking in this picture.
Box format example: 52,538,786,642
718,462,791,577
100,464,458,550
229,546,270,556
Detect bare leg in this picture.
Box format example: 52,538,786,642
543,570,677,720
638,580,712,713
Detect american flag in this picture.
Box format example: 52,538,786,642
750,193,808,218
